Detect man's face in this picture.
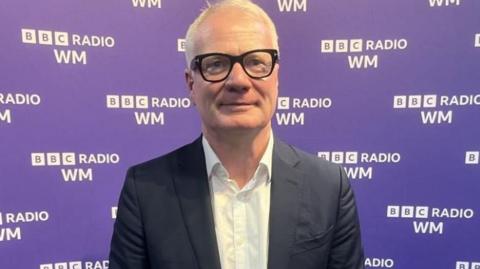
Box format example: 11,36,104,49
186,9,279,134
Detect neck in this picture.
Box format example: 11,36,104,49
203,125,271,189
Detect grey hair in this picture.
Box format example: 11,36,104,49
184,0,279,67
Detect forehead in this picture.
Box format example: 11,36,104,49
193,8,275,55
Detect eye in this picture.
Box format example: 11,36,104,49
244,55,270,74
202,55,229,74
245,57,266,67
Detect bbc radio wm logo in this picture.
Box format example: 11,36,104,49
0,92,41,124
21,28,115,65
106,94,192,126
318,151,401,180
40,260,108,269
393,93,480,124
276,96,332,126
364,257,394,268
387,205,474,235
277,0,307,12
31,152,120,182
320,38,407,69
0,211,49,242
429,0,460,7
131,0,161,8
456,261,480,269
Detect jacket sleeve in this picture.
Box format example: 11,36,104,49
327,165,365,269
109,167,150,269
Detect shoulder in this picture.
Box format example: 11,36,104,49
126,137,202,181
274,139,346,193
276,139,343,179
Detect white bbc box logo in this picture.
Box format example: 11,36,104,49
68,262,82,269
465,151,479,164
331,152,344,164
387,205,400,217
121,95,135,108
107,95,148,109
415,206,429,219
393,96,407,108
335,40,348,53
318,152,357,164
349,39,363,53
321,40,334,53
46,153,61,166
54,32,69,46
106,95,120,108
177,38,186,52
62,152,76,166
317,151,329,160
22,28,69,46
22,28,37,44
54,263,68,269
321,39,362,53
408,95,422,108
32,153,46,166
345,152,358,164
423,94,437,108
394,94,436,109
401,206,414,218
387,205,429,218
277,97,290,110
38,30,53,45
135,96,149,109
31,152,76,166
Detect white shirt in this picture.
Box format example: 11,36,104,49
202,134,273,269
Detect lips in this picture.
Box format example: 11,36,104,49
221,102,253,106
218,101,257,111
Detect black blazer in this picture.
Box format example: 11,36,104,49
109,137,364,269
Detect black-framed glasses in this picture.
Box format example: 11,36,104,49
190,49,279,82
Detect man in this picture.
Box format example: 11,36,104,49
109,0,364,268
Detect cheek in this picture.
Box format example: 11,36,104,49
265,83,279,109
270,92,278,110
192,85,217,110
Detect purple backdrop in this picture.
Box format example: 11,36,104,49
1,0,479,268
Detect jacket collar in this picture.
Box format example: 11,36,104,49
173,136,222,269
268,138,303,269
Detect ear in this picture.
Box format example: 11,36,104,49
185,69,194,91
185,69,195,105
275,64,280,87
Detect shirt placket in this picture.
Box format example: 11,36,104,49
232,191,247,269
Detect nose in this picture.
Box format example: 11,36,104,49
224,62,251,92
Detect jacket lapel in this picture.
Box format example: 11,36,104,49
268,140,303,269
172,137,221,269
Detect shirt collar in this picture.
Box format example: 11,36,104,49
202,130,274,182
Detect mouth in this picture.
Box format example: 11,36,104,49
221,102,253,106
219,102,256,111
